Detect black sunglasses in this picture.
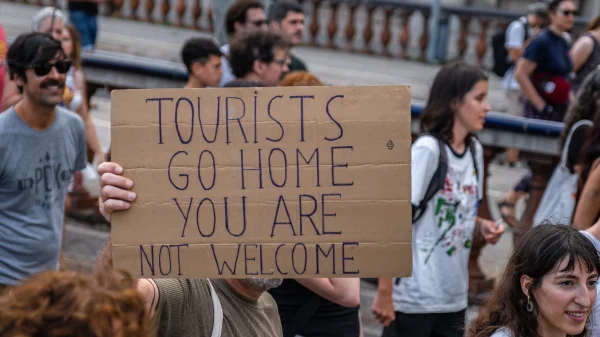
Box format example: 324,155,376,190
558,9,575,16
28,59,71,77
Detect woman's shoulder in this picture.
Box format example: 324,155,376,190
490,327,514,337
412,134,441,153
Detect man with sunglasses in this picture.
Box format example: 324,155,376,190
0,32,87,290
219,0,268,87
229,28,291,87
2,7,68,112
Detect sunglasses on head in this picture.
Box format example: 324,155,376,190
28,59,71,77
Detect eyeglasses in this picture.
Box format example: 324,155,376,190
272,58,289,67
28,59,71,77
251,19,266,27
558,9,575,16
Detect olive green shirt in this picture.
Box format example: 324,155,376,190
153,278,283,337
289,54,308,73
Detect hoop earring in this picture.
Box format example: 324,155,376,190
526,296,534,313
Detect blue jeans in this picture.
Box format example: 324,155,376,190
69,10,98,51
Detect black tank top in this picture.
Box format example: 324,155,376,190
268,280,360,337
572,33,600,94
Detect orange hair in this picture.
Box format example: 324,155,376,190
0,269,153,337
280,71,325,86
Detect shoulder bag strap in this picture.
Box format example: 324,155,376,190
561,120,593,166
208,280,224,337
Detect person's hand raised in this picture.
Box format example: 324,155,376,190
98,162,136,223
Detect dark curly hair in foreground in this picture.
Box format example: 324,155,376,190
0,269,153,337
228,29,291,79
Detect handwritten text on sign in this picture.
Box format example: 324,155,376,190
110,86,412,278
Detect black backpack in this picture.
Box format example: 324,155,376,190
491,17,529,78
411,135,479,224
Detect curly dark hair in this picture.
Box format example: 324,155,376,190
0,269,154,337
419,62,488,144
561,70,600,147
468,224,600,337
228,29,291,79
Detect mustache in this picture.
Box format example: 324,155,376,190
40,79,65,89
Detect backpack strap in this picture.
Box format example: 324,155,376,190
468,138,479,180
208,280,223,337
412,135,447,224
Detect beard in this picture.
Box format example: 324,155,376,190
240,278,283,292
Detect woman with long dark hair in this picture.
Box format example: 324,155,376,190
572,82,600,229
372,63,504,337
570,14,600,94
469,224,599,337
498,0,576,228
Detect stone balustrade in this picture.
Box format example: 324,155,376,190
10,0,591,68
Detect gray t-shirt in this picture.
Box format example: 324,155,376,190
0,107,86,286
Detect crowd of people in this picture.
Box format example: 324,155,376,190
2,0,600,336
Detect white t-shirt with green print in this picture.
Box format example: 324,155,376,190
392,135,484,313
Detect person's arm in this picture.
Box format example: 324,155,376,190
75,70,105,162
505,21,526,63
1,73,21,111
475,217,504,244
573,160,600,230
514,58,545,111
295,278,360,308
92,162,162,318
570,35,594,73
94,161,135,269
137,278,160,316
514,36,549,112
372,278,394,327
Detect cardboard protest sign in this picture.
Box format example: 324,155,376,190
110,85,412,278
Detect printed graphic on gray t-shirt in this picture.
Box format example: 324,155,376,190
0,107,86,286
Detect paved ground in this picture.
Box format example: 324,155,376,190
1,3,529,335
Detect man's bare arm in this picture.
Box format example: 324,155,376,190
96,238,159,316
95,237,113,272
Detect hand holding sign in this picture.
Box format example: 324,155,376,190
110,85,413,279
98,162,135,223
